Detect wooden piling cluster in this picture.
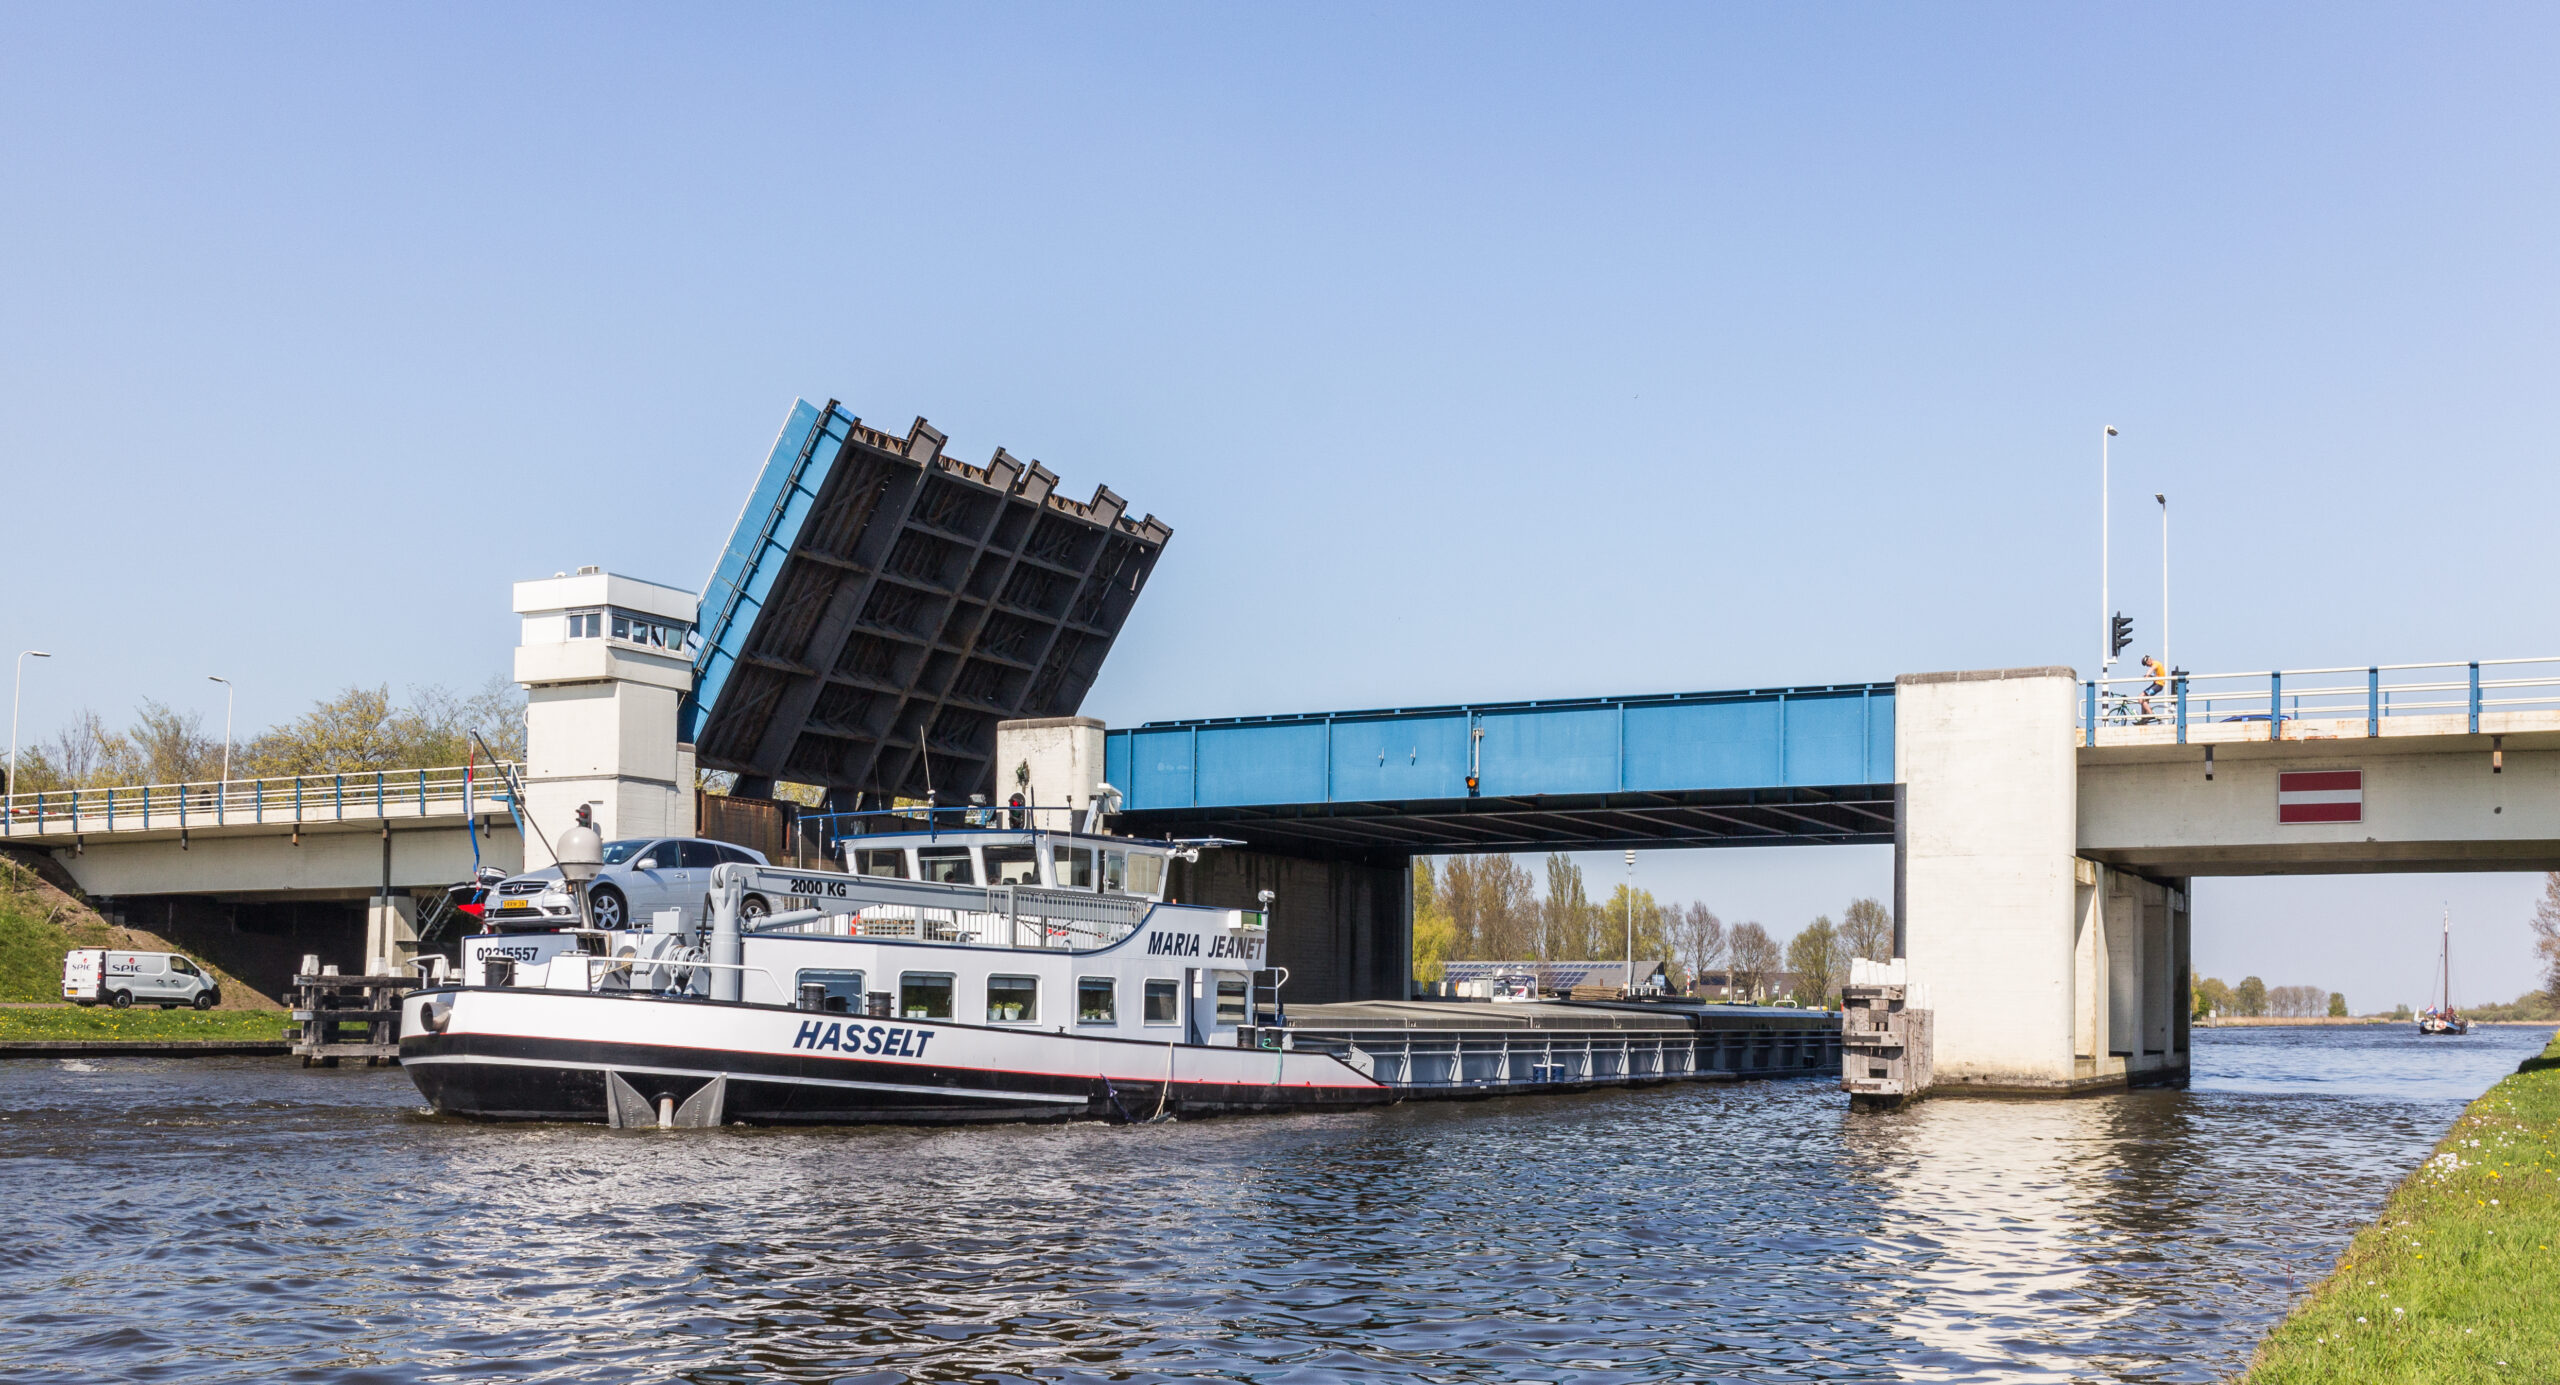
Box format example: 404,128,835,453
289,971,415,1066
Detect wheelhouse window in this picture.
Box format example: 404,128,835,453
1103,852,1127,893
1215,973,1249,1027
986,975,1038,1023
1143,978,1180,1026
854,848,909,879
1077,976,1117,1025
917,848,975,885
1126,852,1166,897
797,969,866,1013
1051,845,1095,889
985,845,1041,887
900,972,954,1020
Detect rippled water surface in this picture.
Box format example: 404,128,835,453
1,1024,2547,1383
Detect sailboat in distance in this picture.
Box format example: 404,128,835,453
2417,906,2470,1036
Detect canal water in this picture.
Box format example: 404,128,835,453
0,1024,2546,1384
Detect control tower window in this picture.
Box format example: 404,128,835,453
566,611,603,639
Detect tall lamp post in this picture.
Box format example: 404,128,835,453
1623,847,1636,996
8,650,51,823
207,676,234,797
2154,493,2169,678
2100,425,2119,678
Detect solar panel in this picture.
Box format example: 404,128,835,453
688,399,1170,804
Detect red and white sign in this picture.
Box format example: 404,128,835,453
2278,769,2362,824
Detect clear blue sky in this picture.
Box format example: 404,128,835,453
5,6,2554,1009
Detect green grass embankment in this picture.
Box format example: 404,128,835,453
2242,1031,2560,1382
0,859,121,1001
0,1006,292,1041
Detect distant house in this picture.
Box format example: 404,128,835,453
1440,959,1671,996
1687,969,1803,1004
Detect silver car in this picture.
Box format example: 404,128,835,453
484,837,773,932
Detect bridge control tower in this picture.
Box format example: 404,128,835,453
513,567,700,866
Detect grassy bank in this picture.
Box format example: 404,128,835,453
0,1006,293,1041
2242,1031,2560,1382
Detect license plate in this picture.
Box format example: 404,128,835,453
501,900,531,911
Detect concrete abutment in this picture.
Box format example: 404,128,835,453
1897,668,2189,1096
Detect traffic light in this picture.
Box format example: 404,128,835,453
2109,612,2134,660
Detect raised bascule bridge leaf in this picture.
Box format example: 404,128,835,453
689,399,1171,806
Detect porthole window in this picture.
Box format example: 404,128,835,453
987,975,1037,1023
1143,978,1179,1026
900,971,954,1020
1077,977,1116,1025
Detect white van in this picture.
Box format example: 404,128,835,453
62,949,223,1010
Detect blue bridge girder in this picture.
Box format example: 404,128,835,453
1104,682,1897,857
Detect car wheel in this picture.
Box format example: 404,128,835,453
741,894,770,924
193,992,215,1011
109,990,131,1009
588,885,627,930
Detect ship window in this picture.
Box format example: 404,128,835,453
853,849,908,879
1077,976,1116,1025
986,974,1037,1023
1126,852,1166,897
899,971,953,1020
796,968,865,1014
1051,846,1094,889
917,847,975,885
1102,852,1127,893
985,845,1040,887
1216,973,1248,1027
1143,978,1179,1026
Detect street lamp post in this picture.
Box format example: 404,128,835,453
1623,847,1636,996
2155,493,2169,678
8,650,52,823
2100,425,2119,677
207,676,234,796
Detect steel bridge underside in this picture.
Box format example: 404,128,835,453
1118,784,1894,856
1105,681,1898,858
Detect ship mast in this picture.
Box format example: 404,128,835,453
2438,906,2453,1013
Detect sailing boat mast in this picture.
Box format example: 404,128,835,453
2439,906,2453,1014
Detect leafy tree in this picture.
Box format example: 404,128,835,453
1838,896,1892,964
1727,922,1781,1002
241,678,523,776
2533,872,2560,1002
2327,991,2348,1017
2234,975,2268,1017
1785,916,1847,1009
1541,854,1597,959
1438,854,1538,960
1594,883,1673,979
2192,976,2233,1019
1411,858,1455,983
1671,901,1725,994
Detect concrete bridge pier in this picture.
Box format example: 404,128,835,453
1898,668,2189,1095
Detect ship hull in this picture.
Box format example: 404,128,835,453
401,986,1394,1126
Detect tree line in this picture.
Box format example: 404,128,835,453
2191,976,2345,1019
1411,853,1892,1008
5,679,527,792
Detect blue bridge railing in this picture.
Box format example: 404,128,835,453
2083,658,2560,745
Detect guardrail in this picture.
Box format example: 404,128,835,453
0,763,521,837
2082,658,2560,744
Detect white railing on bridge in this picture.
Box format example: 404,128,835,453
2082,658,2560,744
0,763,521,838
